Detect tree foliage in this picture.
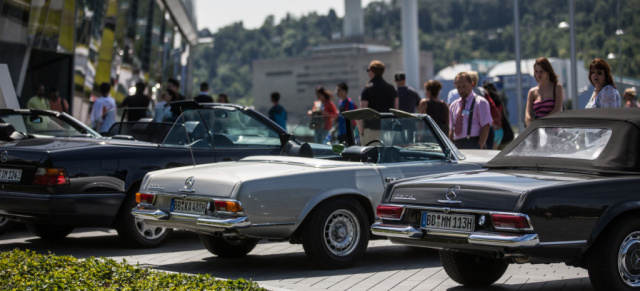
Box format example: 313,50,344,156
192,0,640,105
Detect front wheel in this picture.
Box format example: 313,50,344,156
588,217,640,290
26,223,74,240
115,193,172,248
440,250,508,287
199,235,259,258
301,197,369,269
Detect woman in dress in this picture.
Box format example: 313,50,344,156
525,57,564,127
418,80,449,135
585,58,620,108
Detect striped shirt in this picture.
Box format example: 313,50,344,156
532,98,555,119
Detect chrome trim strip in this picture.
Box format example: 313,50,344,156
197,216,250,229
539,240,587,246
371,223,423,238
469,232,539,247
132,208,169,220
252,222,295,227
437,200,462,205
178,189,196,193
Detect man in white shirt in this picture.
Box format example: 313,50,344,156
91,82,117,134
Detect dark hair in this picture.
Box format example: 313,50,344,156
271,92,280,102
483,81,502,107
424,80,442,98
135,82,146,95
368,60,385,77
200,82,209,92
99,82,111,96
337,82,348,93
534,57,559,84
218,93,228,103
49,86,58,93
589,58,616,88
168,78,180,88
315,86,331,101
394,72,406,81
166,89,179,101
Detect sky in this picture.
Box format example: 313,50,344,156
194,0,377,33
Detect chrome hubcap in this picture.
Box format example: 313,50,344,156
135,217,166,240
323,209,360,256
619,231,640,287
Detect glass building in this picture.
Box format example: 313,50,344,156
0,0,197,123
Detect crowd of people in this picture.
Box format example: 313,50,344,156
24,56,635,142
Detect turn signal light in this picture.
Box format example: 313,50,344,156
33,167,69,186
136,193,155,204
491,213,532,231
213,200,243,213
376,205,404,219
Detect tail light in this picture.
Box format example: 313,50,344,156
376,205,405,219
212,200,243,213
136,193,155,204
490,213,532,231
33,168,69,186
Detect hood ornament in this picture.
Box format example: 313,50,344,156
185,176,195,189
0,151,7,163
438,185,462,205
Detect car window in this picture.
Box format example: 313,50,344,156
506,127,612,160
161,111,213,148
0,113,89,137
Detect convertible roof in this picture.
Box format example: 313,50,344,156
485,108,640,174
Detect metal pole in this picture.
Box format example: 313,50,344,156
617,0,623,89
401,0,420,97
514,0,523,132
569,0,578,109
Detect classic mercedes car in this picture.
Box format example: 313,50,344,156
372,108,640,290
132,108,498,268
0,102,289,246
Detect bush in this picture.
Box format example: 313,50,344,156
0,249,266,290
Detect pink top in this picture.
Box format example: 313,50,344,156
532,98,555,119
449,92,493,140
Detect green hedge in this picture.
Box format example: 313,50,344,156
0,249,267,290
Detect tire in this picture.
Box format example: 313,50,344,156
115,193,172,248
26,223,74,240
440,250,509,287
0,216,15,235
587,217,640,291
301,197,370,269
199,234,259,258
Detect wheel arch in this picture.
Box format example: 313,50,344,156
294,192,375,236
588,201,640,248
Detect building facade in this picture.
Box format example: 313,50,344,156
0,0,197,122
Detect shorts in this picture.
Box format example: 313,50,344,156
494,128,504,145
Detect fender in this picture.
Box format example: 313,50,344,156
589,200,640,246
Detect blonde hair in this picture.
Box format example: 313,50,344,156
468,71,479,86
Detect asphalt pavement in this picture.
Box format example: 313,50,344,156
0,227,594,291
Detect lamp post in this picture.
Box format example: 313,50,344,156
616,28,624,87
557,0,577,110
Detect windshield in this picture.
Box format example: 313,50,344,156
506,127,612,160
0,113,98,138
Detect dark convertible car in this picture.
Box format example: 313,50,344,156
372,108,640,290
0,102,288,247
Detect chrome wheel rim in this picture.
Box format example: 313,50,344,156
618,231,640,287
323,209,360,257
135,217,167,240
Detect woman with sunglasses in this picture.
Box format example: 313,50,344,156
585,58,621,108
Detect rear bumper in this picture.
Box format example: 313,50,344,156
371,222,539,248
132,206,250,231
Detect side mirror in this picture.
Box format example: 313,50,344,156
444,148,454,162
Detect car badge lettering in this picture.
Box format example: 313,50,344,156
185,176,195,189
446,186,460,200
0,151,7,163
148,184,164,190
394,194,416,200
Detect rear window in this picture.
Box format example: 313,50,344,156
506,127,612,160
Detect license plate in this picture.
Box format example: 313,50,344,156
420,212,475,232
0,168,22,183
172,199,207,215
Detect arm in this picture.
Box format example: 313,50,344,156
394,97,399,109
358,99,368,135
549,83,564,115
524,88,535,127
478,123,491,148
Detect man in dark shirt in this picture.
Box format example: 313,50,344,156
359,60,398,145
193,82,214,103
119,82,151,121
394,72,421,113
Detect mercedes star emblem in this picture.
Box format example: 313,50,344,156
446,185,460,200
0,151,7,163
185,176,195,189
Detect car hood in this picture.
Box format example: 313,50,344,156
388,170,578,211
142,156,359,197
0,137,155,151
458,149,500,165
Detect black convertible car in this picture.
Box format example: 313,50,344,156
372,108,640,290
0,102,288,247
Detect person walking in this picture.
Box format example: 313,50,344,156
585,58,620,108
309,86,338,144
394,72,421,113
27,83,50,110
268,92,287,130
359,60,398,145
483,82,505,149
193,82,214,103
119,82,151,121
335,82,358,144
525,57,564,127
91,82,117,134
448,72,493,149
419,80,449,135
47,87,69,113
624,87,638,107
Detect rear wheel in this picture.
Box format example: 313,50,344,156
588,217,640,291
26,223,74,239
440,250,509,287
199,235,259,258
115,193,172,248
301,197,369,269
0,216,15,235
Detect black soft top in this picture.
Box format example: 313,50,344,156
485,108,640,174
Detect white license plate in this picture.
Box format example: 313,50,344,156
172,199,207,215
420,212,475,232
0,168,22,183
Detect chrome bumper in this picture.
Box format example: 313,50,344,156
371,223,540,248
132,207,251,229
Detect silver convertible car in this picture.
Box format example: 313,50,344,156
132,109,498,268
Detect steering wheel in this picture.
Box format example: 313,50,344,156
365,139,384,146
